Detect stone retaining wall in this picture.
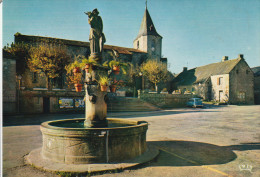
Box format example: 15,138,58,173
20,90,85,114
138,92,193,108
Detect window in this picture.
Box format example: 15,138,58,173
151,40,155,55
32,72,37,83
137,41,139,49
236,69,239,74
246,70,249,74
217,77,223,85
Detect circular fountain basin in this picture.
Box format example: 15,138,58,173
40,118,148,164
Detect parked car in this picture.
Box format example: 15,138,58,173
186,98,203,108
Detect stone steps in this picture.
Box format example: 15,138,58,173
107,97,160,112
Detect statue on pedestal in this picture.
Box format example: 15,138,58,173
84,9,108,127
85,8,106,62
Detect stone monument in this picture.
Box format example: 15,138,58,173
84,8,109,128
85,8,106,61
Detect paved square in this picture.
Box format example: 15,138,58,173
3,105,260,177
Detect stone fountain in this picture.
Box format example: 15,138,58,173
25,9,158,174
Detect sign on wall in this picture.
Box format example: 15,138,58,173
75,98,85,108
59,98,74,108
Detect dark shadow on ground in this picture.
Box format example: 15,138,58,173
109,110,219,119
3,113,85,127
3,108,220,126
147,141,260,167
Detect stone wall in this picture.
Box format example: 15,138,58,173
254,75,260,104
138,92,193,108
18,90,193,114
133,34,162,61
3,57,17,114
210,74,229,102
19,90,85,114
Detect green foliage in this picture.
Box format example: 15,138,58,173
27,42,71,89
65,60,82,74
28,42,71,79
107,49,130,74
102,61,109,67
122,63,140,87
98,75,109,86
140,60,169,88
3,42,31,75
80,55,97,66
162,88,168,92
108,60,129,74
68,73,83,85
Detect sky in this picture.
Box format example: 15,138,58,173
3,0,260,73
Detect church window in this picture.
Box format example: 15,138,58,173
151,40,155,55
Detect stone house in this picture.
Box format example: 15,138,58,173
173,55,254,104
252,66,260,104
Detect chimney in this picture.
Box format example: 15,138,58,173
183,67,187,72
222,56,228,62
238,54,244,59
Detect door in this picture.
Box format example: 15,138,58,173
43,97,50,113
219,90,224,102
207,86,212,101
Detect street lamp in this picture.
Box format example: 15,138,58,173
139,72,144,91
17,75,22,113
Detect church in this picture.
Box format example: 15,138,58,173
12,6,166,90
3,6,166,114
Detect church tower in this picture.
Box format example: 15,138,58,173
133,5,162,61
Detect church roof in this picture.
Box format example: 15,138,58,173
14,34,146,55
174,58,242,86
136,8,162,40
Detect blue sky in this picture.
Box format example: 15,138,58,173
3,0,260,73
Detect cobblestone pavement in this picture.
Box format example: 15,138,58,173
2,105,260,177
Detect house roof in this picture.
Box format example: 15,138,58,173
251,66,260,76
174,58,242,86
135,8,162,40
14,33,146,55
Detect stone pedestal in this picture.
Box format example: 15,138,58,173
84,65,109,128
84,84,108,128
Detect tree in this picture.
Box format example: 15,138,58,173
27,42,72,90
3,42,30,75
140,60,169,92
